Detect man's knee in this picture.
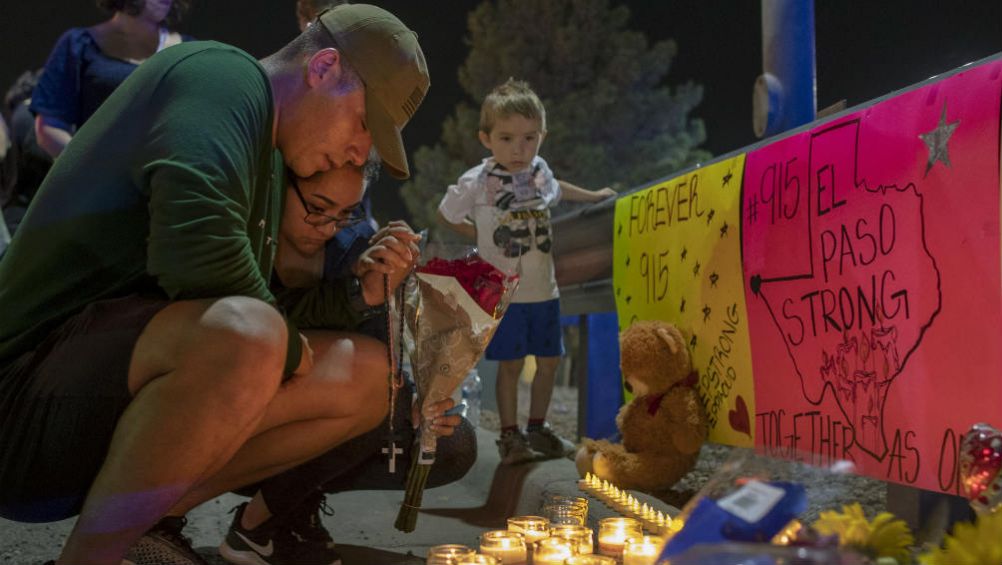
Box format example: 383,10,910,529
200,296,287,389
131,296,287,398
201,296,286,350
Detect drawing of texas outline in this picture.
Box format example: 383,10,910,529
749,119,942,460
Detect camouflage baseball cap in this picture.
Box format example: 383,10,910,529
319,4,430,179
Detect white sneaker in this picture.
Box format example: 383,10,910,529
497,430,537,465
526,424,575,458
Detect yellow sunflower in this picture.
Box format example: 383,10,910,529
813,503,914,563
920,511,1002,565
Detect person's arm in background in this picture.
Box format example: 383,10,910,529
0,115,10,160
30,30,86,159
436,210,476,240
437,170,480,240
34,115,73,158
557,179,616,203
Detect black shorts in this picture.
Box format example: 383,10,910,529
0,294,169,522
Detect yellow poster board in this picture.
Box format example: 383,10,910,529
612,155,754,445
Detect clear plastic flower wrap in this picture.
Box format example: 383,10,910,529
395,243,519,532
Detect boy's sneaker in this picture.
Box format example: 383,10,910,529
497,429,536,465
122,516,210,565
526,423,575,458
219,501,342,565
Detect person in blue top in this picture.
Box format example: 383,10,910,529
31,0,192,158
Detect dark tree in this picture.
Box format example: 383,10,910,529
402,0,711,233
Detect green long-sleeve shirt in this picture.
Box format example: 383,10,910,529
276,281,373,331
0,41,301,368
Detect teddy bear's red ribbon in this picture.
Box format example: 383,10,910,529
645,370,700,416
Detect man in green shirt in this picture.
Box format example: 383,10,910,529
0,5,429,564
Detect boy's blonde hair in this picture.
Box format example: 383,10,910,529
479,78,546,134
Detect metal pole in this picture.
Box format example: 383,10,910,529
753,0,817,138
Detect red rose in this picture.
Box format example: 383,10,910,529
418,254,517,315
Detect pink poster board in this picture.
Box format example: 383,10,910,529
741,60,1002,492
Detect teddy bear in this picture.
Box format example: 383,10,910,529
575,320,708,492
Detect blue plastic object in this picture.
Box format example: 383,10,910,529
585,312,623,440
754,0,817,137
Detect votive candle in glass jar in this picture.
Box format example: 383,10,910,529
542,494,589,513
541,494,589,526
549,523,594,555
621,535,665,565
454,555,501,565
507,515,550,562
479,530,527,565
565,555,617,565
531,536,577,565
427,544,477,565
597,517,642,559
506,515,551,545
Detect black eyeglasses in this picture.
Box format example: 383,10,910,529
288,172,361,229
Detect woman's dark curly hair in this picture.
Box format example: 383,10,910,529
95,0,191,28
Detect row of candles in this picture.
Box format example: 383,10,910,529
426,474,680,565
577,472,683,537
428,520,664,564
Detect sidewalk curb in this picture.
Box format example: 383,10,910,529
0,427,679,564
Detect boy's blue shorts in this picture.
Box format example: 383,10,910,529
486,298,565,361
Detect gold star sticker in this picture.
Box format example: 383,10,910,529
918,102,959,177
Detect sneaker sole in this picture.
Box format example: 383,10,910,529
121,543,208,565
219,541,342,565
527,437,575,457
218,542,273,565
121,557,206,565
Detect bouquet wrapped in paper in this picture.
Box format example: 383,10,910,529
395,245,518,532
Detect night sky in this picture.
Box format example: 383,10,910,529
2,1,1000,223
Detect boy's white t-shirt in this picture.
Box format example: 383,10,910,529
438,156,562,304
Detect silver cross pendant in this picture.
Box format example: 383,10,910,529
382,437,405,474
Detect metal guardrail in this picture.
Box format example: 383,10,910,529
551,198,617,315
552,50,1002,318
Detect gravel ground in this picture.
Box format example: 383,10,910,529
480,381,887,522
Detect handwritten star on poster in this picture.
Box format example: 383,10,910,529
918,102,959,177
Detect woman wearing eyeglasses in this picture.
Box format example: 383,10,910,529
274,165,369,290
212,164,473,565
